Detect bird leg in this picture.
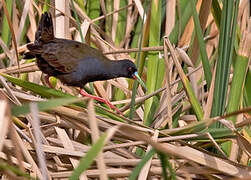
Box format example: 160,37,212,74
79,89,122,115
44,75,54,88
43,76,122,114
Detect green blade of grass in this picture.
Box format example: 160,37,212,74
1,0,12,47
76,0,85,10
165,39,204,121
162,123,236,140
105,0,113,36
69,133,107,180
223,30,250,155
211,0,221,29
226,55,249,123
42,0,50,12
157,152,174,180
144,0,165,126
128,149,156,180
211,0,240,121
183,77,204,121
1,73,125,121
244,70,251,106
169,0,196,44
0,161,36,180
87,0,100,23
114,0,128,105
129,0,149,119
71,0,84,42
11,97,82,116
161,117,214,136
0,73,72,98
189,0,212,88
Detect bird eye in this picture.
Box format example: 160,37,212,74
128,67,132,72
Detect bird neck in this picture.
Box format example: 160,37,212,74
106,61,127,79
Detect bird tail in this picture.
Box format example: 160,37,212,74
34,12,54,45
23,12,54,59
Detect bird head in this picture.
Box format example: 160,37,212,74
121,60,147,91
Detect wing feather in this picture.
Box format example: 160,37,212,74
39,38,107,73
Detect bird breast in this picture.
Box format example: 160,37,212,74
69,57,113,85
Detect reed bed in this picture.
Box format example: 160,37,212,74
0,0,250,179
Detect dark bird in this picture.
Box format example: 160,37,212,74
24,12,146,113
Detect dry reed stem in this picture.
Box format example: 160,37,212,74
30,102,50,180
88,100,108,180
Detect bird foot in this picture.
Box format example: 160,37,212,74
80,89,122,115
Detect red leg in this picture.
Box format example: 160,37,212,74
80,89,122,115
44,75,54,88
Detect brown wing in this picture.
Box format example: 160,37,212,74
37,38,108,73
